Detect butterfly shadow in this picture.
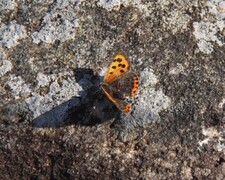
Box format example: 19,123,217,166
32,68,121,128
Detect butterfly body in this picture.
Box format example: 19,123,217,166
100,53,139,113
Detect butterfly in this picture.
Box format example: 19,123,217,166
100,52,139,113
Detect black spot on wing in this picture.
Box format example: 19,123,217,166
118,64,126,68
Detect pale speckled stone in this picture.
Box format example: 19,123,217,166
31,0,80,44
5,75,31,99
0,0,17,11
0,47,12,77
193,0,225,54
24,72,82,119
0,21,27,48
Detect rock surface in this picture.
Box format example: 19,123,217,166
0,0,225,179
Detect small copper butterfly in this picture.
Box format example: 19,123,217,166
100,52,139,113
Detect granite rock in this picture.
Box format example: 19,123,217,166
0,0,224,179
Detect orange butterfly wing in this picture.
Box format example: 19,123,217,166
103,53,130,83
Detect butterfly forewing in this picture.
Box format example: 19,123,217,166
103,54,130,83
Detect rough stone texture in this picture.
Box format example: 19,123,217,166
0,0,225,179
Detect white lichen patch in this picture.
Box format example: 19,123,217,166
97,0,154,16
122,67,171,127
194,38,214,54
0,60,12,77
161,7,192,34
0,21,27,48
135,68,171,123
31,0,80,44
158,1,197,34
218,97,225,110
207,0,225,20
6,75,31,99
169,63,186,76
193,21,224,54
97,0,125,10
0,48,12,77
0,0,17,11
193,0,225,54
5,69,83,121
24,71,82,119
25,91,80,128
198,126,225,152
36,72,50,88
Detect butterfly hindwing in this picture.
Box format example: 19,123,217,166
103,53,130,83
100,83,125,101
109,72,139,97
100,83,131,113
